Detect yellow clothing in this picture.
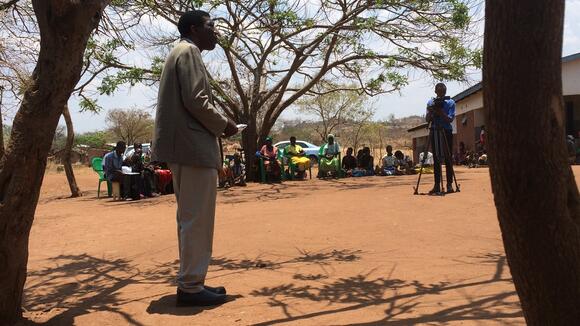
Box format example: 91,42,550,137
286,144,311,170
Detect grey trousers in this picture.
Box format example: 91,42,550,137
169,164,218,293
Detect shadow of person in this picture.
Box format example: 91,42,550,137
146,294,243,316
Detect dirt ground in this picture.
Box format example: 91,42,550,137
19,165,580,325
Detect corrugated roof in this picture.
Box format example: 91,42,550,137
407,122,429,132
563,52,580,63
452,82,482,103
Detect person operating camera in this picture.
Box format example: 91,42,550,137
426,83,456,194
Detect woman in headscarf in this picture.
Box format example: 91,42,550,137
318,134,340,178
259,136,281,181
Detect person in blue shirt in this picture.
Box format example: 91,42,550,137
103,141,126,183
426,83,456,194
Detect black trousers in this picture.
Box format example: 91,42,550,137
431,128,454,188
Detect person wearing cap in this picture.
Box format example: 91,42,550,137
318,134,340,178
259,136,281,181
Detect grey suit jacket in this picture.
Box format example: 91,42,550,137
152,39,228,169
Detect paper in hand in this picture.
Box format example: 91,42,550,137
237,124,248,132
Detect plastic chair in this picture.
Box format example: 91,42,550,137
318,144,343,178
91,157,110,198
282,147,312,180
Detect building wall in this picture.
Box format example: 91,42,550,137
412,136,429,163
563,59,580,96
455,110,476,151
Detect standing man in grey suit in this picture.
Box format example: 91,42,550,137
152,10,238,307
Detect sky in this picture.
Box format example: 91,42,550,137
59,0,580,132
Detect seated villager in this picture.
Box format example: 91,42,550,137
341,147,357,177
104,141,138,200
455,142,467,165
124,143,157,198
285,136,311,179
394,150,413,175
145,146,172,194
219,158,234,188
258,136,281,182
380,145,397,176
318,134,340,178
353,147,374,177
231,152,247,186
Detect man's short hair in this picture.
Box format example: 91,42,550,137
116,141,126,149
290,136,296,141
178,10,210,37
435,82,447,90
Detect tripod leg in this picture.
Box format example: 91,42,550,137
440,128,460,192
414,126,433,194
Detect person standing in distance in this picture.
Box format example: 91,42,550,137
426,83,456,194
152,10,238,307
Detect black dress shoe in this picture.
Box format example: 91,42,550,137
176,288,226,307
446,185,455,193
204,285,226,295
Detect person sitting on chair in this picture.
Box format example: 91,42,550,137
342,147,357,177
103,141,135,199
285,136,311,179
381,145,397,176
231,152,247,186
259,136,281,182
124,143,156,197
318,134,340,178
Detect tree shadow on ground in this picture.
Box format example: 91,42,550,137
22,248,363,325
249,253,522,325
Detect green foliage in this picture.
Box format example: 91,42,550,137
79,96,103,113
98,68,146,95
75,131,109,148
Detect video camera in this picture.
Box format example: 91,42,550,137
428,96,451,112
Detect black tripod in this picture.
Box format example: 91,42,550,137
413,122,460,195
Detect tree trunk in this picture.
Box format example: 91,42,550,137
0,1,107,323
483,0,580,324
0,87,4,160
62,104,81,197
241,117,259,182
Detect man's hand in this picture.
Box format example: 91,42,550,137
223,119,238,138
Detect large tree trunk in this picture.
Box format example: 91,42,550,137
0,1,107,323
484,0,580,324
62,104,81,198
0,87,4,160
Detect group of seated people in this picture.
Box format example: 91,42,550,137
342,145,414,177
254,134,416,182
102,141,173,200
257,136,312,181
453,142,488,167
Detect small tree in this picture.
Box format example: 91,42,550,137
297,82,369,144
106,107,154,145
0,1,109,322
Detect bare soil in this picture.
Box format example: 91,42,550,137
21,165,579,325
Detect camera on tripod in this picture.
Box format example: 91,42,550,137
428,96,451,113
